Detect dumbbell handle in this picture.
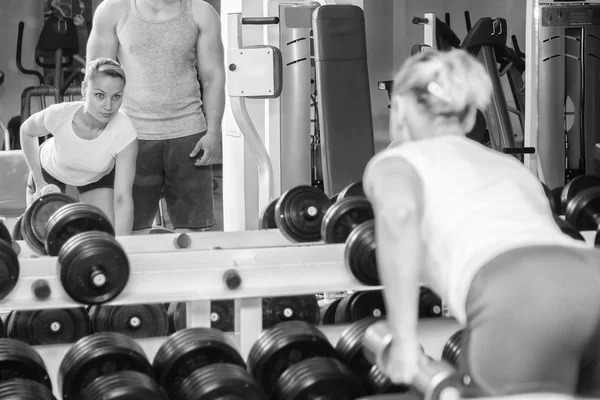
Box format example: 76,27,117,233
363,321,456,400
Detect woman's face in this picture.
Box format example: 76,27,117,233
84,74,125,123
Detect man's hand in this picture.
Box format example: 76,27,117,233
379,338,422,385
190,131,222,166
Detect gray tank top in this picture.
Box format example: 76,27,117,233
116,0,207,139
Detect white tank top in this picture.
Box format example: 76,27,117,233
363,135,586,324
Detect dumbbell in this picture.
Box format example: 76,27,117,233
565,186,600,246
262,295,321,328
362,320,459,400
0,378,56,399
89,303,169,339
58,332,162,399
0,339,54,397
335,290,386,324
338,180,366,201
247,320,365,399
168,300,235,333
560,174,600,215
153,327,265,399
441,329,464,368
6,307,91,345
419,288,443,318
0,222,19,301
258,185,331,242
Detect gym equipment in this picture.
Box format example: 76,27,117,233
337,180,366,201
0,240,19,301
321,197,373,244
366,365,412,395
6,308,91,345
89,303,169,339
274,185,331,242
560,174,600,216
45,202,115,256
58,332,154,400
0,379,56,400
335,317,382,377
262,295,321,328
12,216,23,241
167,300,235,333
58,231,129,304
180,364,266,399
441,329,464,368
0,338,53,390
335,291,386,324
534,3,600,187
565,187,600,245
0,221,11,245
20,193,76,255
77,371,167,400
345,220,379,286
273,357,365,399
363,321,459,400
419,288,443,318
259,198,278,229
320,298,342,325
552,186,565,214
553,215,585,241
313,5,375,196
153,327,246,396
247,321,337,396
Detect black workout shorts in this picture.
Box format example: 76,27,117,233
26,166,115,196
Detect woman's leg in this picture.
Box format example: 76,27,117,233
79,188,115,226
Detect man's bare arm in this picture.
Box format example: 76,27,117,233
86,0,125,62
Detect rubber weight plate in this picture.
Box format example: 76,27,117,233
419,288,443,318
167,301,235,334
153,327,246,396
89,303,169,339
259,198,279,229
273,357,366,400
552,186,564,215
262,295,321,329
335,317,382,376
553,215,585,241
12,215,23,241
565,187,600,231
336,291,386,324
0,240,19,300
0,338,52,389
21,193,76,255
320,298,342,325
247,320,336,397
274,185,331,242
561,175,600,217
58,231,129,304
366,365,411,395
180,363,267,400
0,221,11,245
338,180,366,201
441,329,464,368
321,197,374,244
45,203,114,256
77,371,168,400
0,378,56,400
58,332,153,400
334,293,357,324
345,220,379,286
6,308,91,345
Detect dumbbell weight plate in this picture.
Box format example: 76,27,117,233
337,180,366,201
58,332,154,400
0,240,19,301
21,193,76,255
273,357,366,400
247,321,337,397
0,221,11,245
321,197,374,244
259,198,279,230
58,231,129,304
441,329,464,368
565,187,600,231
262,295,321,329
419,288,443,318
366,365,412,395
153,327,246,396
336,291,386,324
274,185,332,242
0,338,52,389
12,215,23,241
180,364,267,400
45,203,114,257
561,175,600,217
167,301,235,334
334,292,358,324
345,220,380,286
77,371,167,400
553,215,585,241
6,308,91,345
89,303,169,339
0,378,56,400
552,187,564,215
320,298,342,325
335,317,382,376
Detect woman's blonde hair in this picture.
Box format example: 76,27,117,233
392,49,492,122
81,58,126,96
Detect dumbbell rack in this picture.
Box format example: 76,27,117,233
17,227,594,398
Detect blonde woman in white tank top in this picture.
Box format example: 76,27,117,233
364,49,600,399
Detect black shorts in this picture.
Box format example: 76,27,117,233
459,245,600,398
27,166,115,196
131,132,215,230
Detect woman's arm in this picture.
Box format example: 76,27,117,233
113,139,138,235
20,111,51,190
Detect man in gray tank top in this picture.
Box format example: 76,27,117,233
86,0,224,233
